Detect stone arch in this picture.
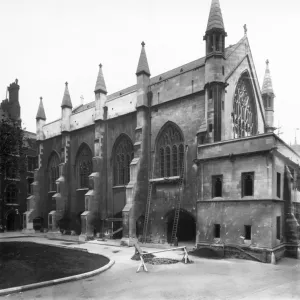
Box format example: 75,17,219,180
155,121,184,178
5,208,21,231
47,151,60,191
164,208,196,243
112,134,134,186
231,70,258,139
75,143,93,189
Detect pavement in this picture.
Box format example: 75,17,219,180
0,232,300,300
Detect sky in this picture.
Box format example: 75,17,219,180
0,0,299,144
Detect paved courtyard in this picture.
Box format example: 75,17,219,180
0,234,300,300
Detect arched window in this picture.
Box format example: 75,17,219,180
113,135,134,186
76,144,93,189
231,73,257,139
156,123,184,178
48,152,60,191
6,184,18,203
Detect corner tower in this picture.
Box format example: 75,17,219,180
204,0,227,142
262,60,275,133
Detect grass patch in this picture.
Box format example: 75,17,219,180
0,242,109,289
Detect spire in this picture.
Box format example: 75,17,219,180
61,82,73,108
262,60,274,95
206,0,225,33
36,97,46,120
94,64,107,94
136,41,151,77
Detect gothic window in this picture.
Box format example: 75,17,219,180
157,123,184,178
48,152,60,191
113,135,134,186
242,172,254,197
6,184,18,203
231,74,257,139
76,144,93,189
6,160,18,179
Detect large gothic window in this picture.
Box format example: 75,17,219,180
113,135,134,186
76,144,93,189
231,73,257,139
5,184,18,203
157,123,184,178
48,152,60,191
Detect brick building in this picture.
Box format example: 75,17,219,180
28,0,300,261
0,80,37,231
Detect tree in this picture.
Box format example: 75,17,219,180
0,116,26,230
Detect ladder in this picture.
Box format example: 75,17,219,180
142,149,157,243
170,148,186,245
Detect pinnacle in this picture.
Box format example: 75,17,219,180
136,41,151,77
262,59,274,95
94,63,107,94
61,82,73,108
206,0,225,32
36,97,46,120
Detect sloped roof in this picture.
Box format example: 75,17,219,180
36,97,46,120
206,0,225,32
136,42,151,76
61,82,73,108
262,60,274,95
94,64,107,94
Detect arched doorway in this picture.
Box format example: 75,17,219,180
165,209,196,243
6,210,20,231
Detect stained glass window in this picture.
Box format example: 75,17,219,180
113,135,134,186
48,152,60,191
231,75,257,139
76,144,92,189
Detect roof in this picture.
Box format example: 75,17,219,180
94,64,107,94
136,42,151,76
36,97,46,120
61,82,73,108
262,60,274,95
206,0,225,32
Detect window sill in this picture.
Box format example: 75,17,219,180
76,188,89,191
212,197,224,200
48,191,56,193
242,196,254,200
5,203,19,206
112,185,126,189
149,176,181,183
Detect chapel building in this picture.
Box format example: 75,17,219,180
27,0,300,262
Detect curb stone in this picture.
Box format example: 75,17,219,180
0,257,115,297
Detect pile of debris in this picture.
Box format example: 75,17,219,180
131,251,181,265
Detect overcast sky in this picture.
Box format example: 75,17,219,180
0,0,299,144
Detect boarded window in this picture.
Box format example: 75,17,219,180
212,175,223,198
277,172,281,198
276,216,281,240
214,224,220,238
242,172,254,197
244,225,251,240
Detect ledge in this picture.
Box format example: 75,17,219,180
112,185,126,189
149,176,181,183
197,198,284,203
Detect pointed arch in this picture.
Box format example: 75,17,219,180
231,70,258,139
112,134,134,186
155,121,184,178
48,151,60,191
75,143,93,189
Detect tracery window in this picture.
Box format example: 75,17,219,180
157,123,184,178
76,144,93,189
113,135,134,186
6,184,18,203
48,152,60,191
231,75,257,139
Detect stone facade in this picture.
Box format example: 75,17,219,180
29,0,299,261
